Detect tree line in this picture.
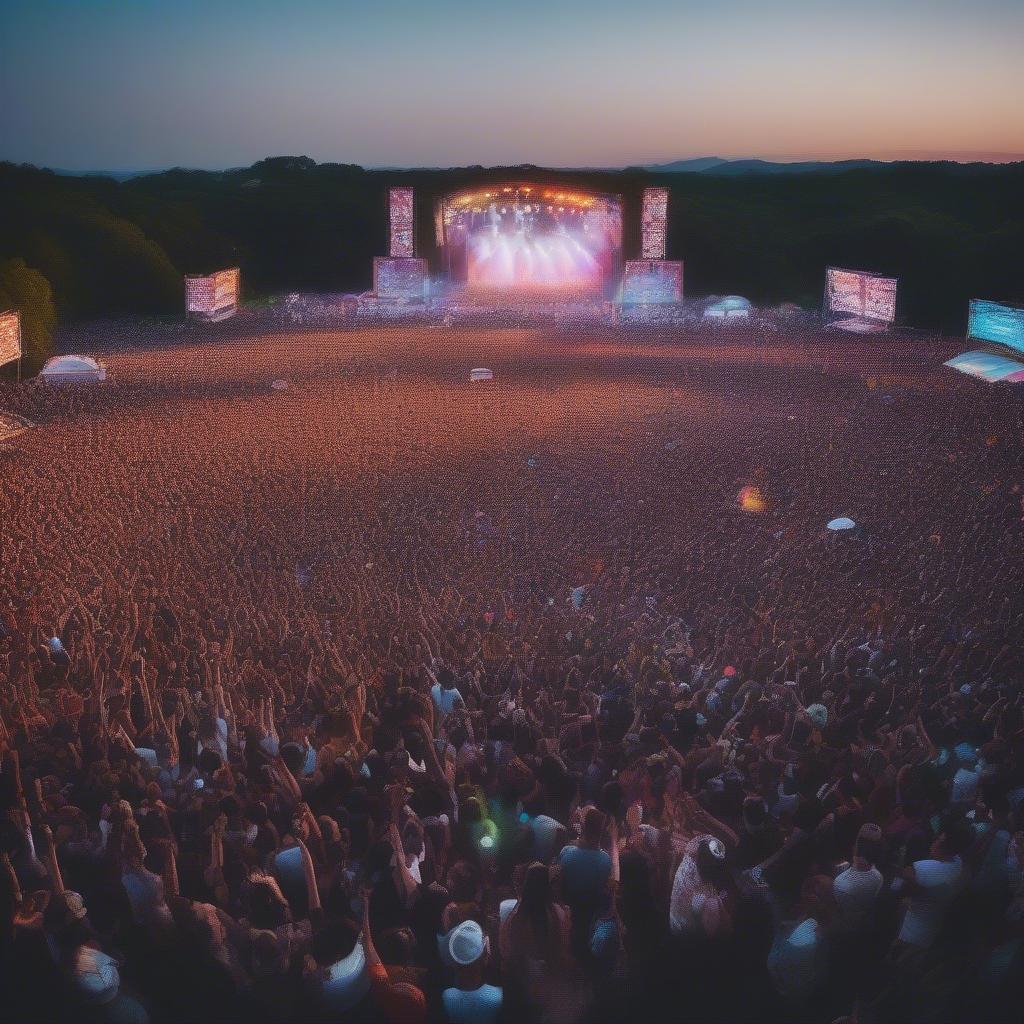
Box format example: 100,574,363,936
1,156,1022,372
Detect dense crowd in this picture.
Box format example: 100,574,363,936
1,324,1022,1024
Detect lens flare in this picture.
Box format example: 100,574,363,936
738,485,767,513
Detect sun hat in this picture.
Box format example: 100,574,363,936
448,920,488,966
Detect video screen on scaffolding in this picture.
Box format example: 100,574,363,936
621,260,682,304
0,310,21,368
827,268,897,323
968,299,1024,354
375,257,427,300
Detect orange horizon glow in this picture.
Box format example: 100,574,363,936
2,2,1022,172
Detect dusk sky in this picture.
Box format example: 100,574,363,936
2,0,1022,171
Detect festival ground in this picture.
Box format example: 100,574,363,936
0,322,1017,647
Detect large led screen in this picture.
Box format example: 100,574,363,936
213,268,240,310
185,276,215,313
0,310,21,368
186,269,239,318
968,300,1024,354
826,268,897,323
641,187,669,261
621,260,683,304
389,187,415,258
374,257,427,300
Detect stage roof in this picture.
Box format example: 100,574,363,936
441,182,620,214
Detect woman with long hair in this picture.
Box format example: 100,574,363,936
499,861,575,1022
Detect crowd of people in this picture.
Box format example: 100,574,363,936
1,323,1022,1024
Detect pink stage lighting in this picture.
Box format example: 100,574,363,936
439,185,622,296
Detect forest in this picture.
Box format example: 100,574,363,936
1,156,1022,372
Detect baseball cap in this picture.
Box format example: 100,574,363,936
448,920,488,965
805,704,828,729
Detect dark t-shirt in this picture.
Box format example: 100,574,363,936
557,845,611,910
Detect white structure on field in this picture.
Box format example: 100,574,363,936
40,355,107,383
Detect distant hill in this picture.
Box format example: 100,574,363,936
47,156,1023,179
641,157,731,173
645,158,888,175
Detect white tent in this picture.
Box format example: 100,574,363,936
40,355,107,383
469,368,494,382
827,517,856,531
703,296,753,320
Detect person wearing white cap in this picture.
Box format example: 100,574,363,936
670,834,733,938
804,704,828,731
441,920,503,1024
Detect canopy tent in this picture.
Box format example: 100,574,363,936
0,410,34,443
469,367,494,382
40,355,107,383
944,350,1024,383
827,517,857,531
703,296,753,320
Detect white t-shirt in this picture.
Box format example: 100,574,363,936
442,983,503,1024
499,898,517,926
767,918,825,1002
199,717,229,762
121,866,173,932
898,857,963,947
833,865,883,931
530,815,564,863
72,945,120,1003
952,767,981,804
670,836,724,937
321,937,371,1013
133,747,159,767
432,683,464,720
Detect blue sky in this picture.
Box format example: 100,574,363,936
1,0,1022,170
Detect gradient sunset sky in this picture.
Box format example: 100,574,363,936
2,0,1022,171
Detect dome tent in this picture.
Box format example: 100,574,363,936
703,296,753,320
40,355,107,383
